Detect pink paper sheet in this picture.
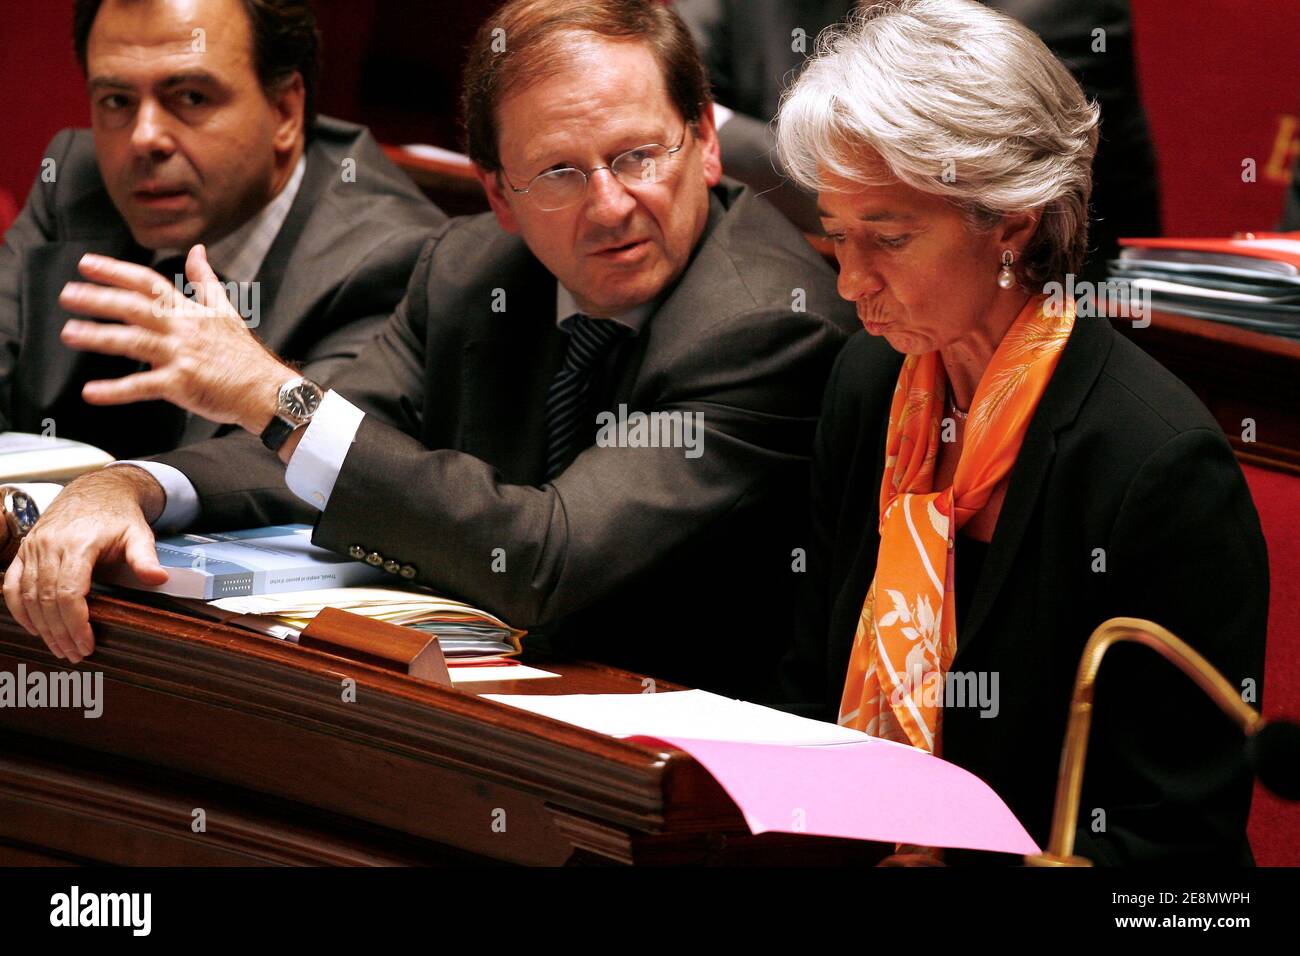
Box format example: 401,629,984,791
634,735,1040,856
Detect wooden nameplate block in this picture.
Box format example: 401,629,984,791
299,607,451,686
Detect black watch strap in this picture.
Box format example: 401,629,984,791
260,415,298,452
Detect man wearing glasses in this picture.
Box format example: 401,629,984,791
6,0,884,701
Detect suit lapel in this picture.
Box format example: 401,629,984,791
179,137,336,446
952,315,1114,665
953,412,1057,660
243,138,331,348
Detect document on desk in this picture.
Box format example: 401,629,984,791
448,663,557,683
0,431,114,482
206,585,526,663
483,690,1039,855
483,689,869,745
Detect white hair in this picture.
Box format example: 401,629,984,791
775,0,1100,284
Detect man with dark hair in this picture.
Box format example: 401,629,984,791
0,0,444,459
7,0,888,702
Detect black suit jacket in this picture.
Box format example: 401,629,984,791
785,315,1269,864
0,116,445,459
152,181,873,699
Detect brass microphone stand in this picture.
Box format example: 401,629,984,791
1025,617,1266,867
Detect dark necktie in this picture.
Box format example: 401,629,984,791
152,254,227,294
545,314,626,480
152,254,191,294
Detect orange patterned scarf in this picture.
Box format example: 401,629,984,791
838,294,1075,753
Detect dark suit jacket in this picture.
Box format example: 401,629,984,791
0,116,445,459
152,181,873,699
785,315,1269,864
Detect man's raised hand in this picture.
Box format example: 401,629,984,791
58,245,295,434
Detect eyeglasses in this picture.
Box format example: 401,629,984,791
502,127,690,211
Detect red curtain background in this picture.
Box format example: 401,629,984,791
3,1,1300,236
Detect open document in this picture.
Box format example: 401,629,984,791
485,690,1039,855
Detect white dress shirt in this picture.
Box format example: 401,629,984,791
153,154,307,283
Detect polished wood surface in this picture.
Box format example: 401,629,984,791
1110,310,1300,473
299,606,450,685
0,594,884,866
381,143,488,217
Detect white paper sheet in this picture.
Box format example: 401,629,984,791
481,689,892,746
451,664,558,683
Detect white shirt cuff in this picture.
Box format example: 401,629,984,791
111,461,200,531
284,389,365,511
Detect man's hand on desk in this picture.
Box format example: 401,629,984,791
2,467,168,664
58,246,297,436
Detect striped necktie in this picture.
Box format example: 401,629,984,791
545,314,626,480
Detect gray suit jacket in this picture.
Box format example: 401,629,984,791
152,181,880,699
0,116,445,459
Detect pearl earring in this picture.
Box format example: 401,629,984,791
997,250,1016,289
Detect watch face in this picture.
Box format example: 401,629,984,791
282,382,322,420
10,491,38,534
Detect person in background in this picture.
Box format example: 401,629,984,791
678,0,1162,278
0,0,444,461
777,0,1266,864
1279,149,1300,230
5,0,884,708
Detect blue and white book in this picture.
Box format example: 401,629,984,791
102,524,386,600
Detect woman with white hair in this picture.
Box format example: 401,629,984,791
777,0,1267,864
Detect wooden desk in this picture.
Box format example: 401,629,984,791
1110,310,1300,473
0,595,882,866
382,144,489,218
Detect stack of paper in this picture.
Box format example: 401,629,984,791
484,690,1039,855
1110,234,1300,337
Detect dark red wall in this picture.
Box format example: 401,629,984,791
3,0,1299,237
0,1,88,211
1130,0,1300,234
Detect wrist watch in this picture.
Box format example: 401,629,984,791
0,486,40,566
260,376,325,452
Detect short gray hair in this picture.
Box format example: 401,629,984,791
776,0,1100,286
